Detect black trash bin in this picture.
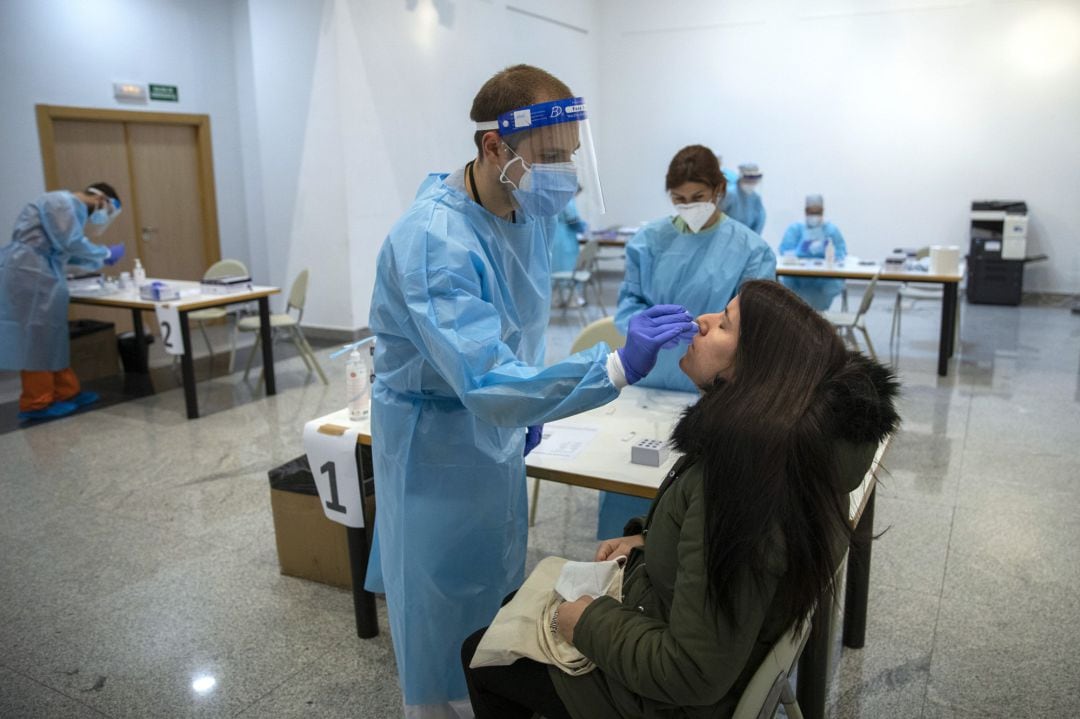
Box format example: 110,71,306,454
267,449,375,590
117,331,154,374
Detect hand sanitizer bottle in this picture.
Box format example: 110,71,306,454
347,348,369,421
824,238,835,267
133,258,147,287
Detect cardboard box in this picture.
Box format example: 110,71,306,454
68,320,119,382
270,487,353,589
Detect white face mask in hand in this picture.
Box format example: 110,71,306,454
674,202,716,233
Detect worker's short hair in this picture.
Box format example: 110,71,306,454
86,182,119,203
470,64,573,155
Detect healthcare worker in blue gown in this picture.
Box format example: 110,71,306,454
551,190,587,274
366,65,697,719
779,194,848,311
601,145,777,539
0,183,124,421
722,162,766,234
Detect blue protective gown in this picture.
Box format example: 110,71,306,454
722,185,766,234
551,197,586,273
602,214,777,538
778,221,848,310
0,192,108,371
367,170,619,711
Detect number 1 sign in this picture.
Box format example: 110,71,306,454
302,421,365,528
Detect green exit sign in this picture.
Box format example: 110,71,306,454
149,84,179,102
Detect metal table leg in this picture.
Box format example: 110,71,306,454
179,310,199,419
843,489,876,648
349,443,378,638
131,309,150,374
258,296,276,396
798,594,834,719
938,283,958,376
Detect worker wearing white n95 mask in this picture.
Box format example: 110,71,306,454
605,144,776,539
779,194,848,310
366,64,695,719
722,162,766,233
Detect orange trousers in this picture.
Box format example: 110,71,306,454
19,368,81,412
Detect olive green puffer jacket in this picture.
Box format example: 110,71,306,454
549,354,898,719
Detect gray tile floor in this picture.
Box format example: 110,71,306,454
2,275,1079,718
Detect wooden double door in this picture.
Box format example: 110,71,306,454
37,105,222,333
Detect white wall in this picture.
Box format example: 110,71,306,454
0,0,251,272
596,0,1080,293
236,0,601,332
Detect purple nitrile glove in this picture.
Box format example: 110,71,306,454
617,304,696,384
104,243,125,266
524,424,544,456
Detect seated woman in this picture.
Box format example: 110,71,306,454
461,279,899,719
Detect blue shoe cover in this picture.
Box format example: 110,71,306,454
65,391,101,407
18,400,78,422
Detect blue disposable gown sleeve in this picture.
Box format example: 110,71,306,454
40,194,109,270
400,266,617,428
559,203,587,235
614,231,652,333
751,196,766,234
737,243,778,287
778,223,802,256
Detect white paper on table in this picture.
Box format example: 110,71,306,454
529,425,599,460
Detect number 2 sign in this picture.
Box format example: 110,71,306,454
153,302,184,356
302,421,365,528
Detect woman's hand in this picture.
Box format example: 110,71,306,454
594,534,645,562
556,596,594,643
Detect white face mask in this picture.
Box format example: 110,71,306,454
674,202,716,233
806,214,824,228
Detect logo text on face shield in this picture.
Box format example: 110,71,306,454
565,104,585,116
549,106,563,118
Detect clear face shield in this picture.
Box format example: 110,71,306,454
476,97,605,218
85,188,122,237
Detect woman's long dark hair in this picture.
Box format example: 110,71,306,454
670,280,898,632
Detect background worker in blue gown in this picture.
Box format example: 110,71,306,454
722,162,766,233
367,64,696,719
603,145,777,539
0,183,124,421
551,188,587,274
779,194,848,310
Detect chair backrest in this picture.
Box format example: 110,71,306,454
854,271,881,319
287,269,310,315
203,259,249,280
570,316,625,354
575,237,601,272
731,617,813,719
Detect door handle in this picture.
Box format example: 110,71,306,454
141,227,158,243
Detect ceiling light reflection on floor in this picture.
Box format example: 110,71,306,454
191,674,217,695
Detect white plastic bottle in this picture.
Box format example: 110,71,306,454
133,258,147,287
346,348,369,421
824,238,835,267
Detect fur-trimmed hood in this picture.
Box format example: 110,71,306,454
670,350,900,491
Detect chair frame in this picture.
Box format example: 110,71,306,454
240,270,328,386
552,237,606,325
823,272,881,360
